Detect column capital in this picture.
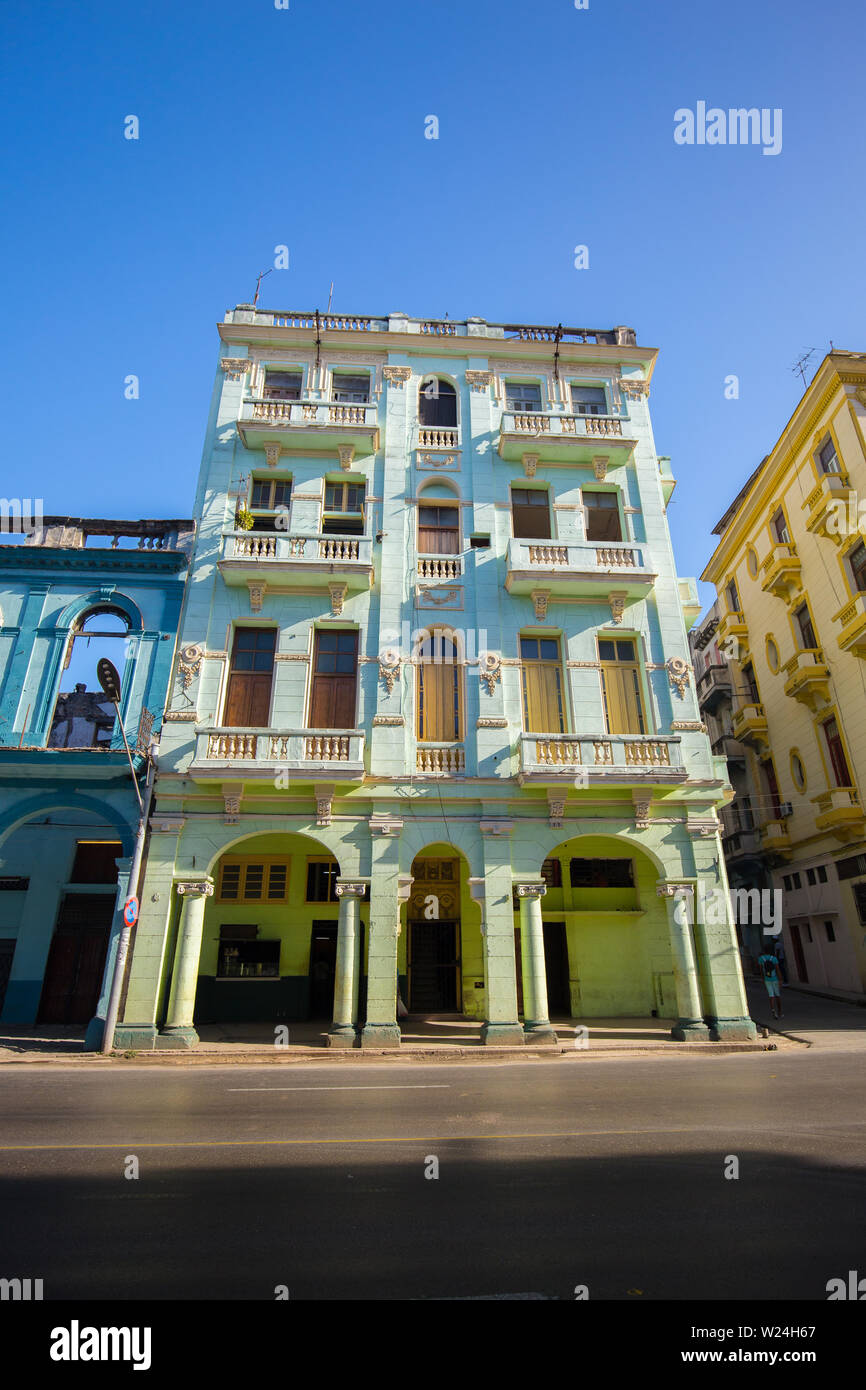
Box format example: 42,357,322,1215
479,819,514,837
656,880,694,899
335,880,368,899
176,879,214,898
516,881,547,899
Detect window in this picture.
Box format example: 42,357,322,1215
520,637,564,733
853,883,866,925
766,637,779,672
762,760,782,820
217,934,281,979
505,382,542,412
571,384,607,416
323,482,365,535
805,923,813,943
791,751,806,790
726,578,740,613
218,859,289,902
308,630,358,729
419,378,457,427
598,637,646,735
791,872,801,889
783,875,791,892
306,860,339,903
224,627,276,728
837,853,866,881
738,795,754,831
263,370,302,401
741,663,760,704
541,858,562,889
849,541,866,594
511,488,551,540
331,373,369,403
48,606,129,750
818,438,840,475
70,841,123,884
771,508,789,543
817,865,828,883
806,868,816,886
794,603,817,650
583,490,622,543
418,504,459,555
570,858,634,888
417,632,461,742
250,478,292,511
747,547,758,578
822,716,852,787
825,920,836,943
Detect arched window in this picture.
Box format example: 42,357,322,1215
418,378,457,428
416,631,462,742
49,607,130,749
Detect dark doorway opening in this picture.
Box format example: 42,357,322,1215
38,895,114,1023
409,921,459,1011
514,920,571,1017
789,921,809,983
309,922,338,1018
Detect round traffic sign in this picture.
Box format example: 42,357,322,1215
123,896,139,927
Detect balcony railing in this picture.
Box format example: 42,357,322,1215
505,537,654,603
417,426,460,449
416,744,465,774
498,410,636,464
518,733,684,781
237,398,380,455
218,531,374,593
191,728,365,778
224,307,636,346
813,786,866,841
416,554,463,581
834,593,866,657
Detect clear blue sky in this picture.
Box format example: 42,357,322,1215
1,0,863,607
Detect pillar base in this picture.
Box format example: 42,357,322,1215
111,1025,160,1051
327,1025,359,1049
158,1025,200,1049
480,1022,525,1046
671,1019,711,1041
709,1016,759,1042
523,1021,559,1045
360,1023,402,1049
84,1015,107,1051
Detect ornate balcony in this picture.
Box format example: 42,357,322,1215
721,824,764,866
813,787,866,843
731,702,769,752
712,732,747,764
697,663,733,714
237,398,380,457
759,819,792,860
416,743,465,775
802,473,853,544
504,538,655,610
498,411,637,466
833,593,866,657
416,554,463,583
716,609,749,653
218,531,374,600
760,543,802,602
190,728,365,781
517,732,685,785
782,648,831,711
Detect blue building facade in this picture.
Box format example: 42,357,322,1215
0,516,192,1043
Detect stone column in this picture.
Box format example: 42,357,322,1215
328,880,367,1048
477,824,524,1044
161,879,214,1048
361,823,402,1048
657,882,710,1040
84,854,133,1051
692,834,758,1041
516,882,558,1045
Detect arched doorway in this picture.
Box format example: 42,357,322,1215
195,831,356,1027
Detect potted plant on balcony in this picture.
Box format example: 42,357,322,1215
235,503,254,530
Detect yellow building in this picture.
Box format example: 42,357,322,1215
703,351,866,995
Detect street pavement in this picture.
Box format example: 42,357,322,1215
1,1043,864,1300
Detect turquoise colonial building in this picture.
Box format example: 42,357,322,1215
0,517,192,1044
116,306,757,1049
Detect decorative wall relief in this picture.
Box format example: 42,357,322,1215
666,656,691,698
478,651,502,695
378,647,402,694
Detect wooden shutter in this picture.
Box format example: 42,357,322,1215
309,630,358,729
522,664,563,732
599,640,646,734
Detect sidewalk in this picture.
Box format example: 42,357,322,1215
745,977,866,1049
0,1012,777,1064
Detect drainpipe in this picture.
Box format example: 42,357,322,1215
100,741,158,1054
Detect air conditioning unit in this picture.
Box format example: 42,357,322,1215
779,802,794,818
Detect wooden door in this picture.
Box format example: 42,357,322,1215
309,630,358,728
38,895,114,1024
409,921,458,1011
309,922,338,1018
789,921,808,983
224,627,276,728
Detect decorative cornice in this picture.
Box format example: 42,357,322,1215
465,370,493,392
220,358,252,380
383,365,411,386
671,720,706,732
476,717,508,728
372,714,404,726
163,710,197,722
479,819,514,836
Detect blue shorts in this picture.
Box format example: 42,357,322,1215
764,979,780,997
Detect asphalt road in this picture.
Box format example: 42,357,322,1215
1,1051,864,1301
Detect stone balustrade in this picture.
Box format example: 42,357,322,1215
416,744,465,774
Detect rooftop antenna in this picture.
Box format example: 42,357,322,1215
253,267,274,307
326,282,334,314
791,349,815,389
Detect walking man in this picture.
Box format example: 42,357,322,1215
758,948,783,1020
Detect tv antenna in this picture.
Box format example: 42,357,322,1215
791,349,815,389
253,267,274,306
326,281,334,314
